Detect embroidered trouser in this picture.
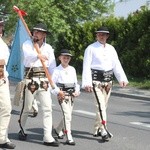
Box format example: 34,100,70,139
92,81,112,133
18,78,55,142
0,79,12,144
56,95,74,141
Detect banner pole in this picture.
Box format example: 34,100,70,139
13,6,55,89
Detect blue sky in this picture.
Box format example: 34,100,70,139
113,0,120,2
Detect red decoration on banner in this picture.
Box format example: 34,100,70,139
20,10,28,16
13,6,27,16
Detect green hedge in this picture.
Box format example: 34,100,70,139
55,7,150,79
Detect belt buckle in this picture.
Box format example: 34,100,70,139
33,67,39,72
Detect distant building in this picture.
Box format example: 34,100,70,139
114,0,150,18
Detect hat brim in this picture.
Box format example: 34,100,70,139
95,31,109,34
60,53,72,57
32,27,51,34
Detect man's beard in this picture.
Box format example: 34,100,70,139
33,37,39,43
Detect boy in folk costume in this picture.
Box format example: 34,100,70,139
52,49,80,145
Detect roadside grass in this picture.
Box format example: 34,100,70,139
127,78,150,90
77,75,150,90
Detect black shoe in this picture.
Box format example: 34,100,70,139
18,130,27,141
66,140,76,146
102,134,109,141
93,131,101,137
93,129,101,137
44,141,59,147
54,129,64,139
32,110,38,117
0,142,16,149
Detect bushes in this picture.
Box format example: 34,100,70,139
55,8,150,79
119,7,150,79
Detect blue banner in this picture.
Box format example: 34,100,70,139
7,18,31,82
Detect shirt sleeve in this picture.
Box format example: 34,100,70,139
112,50,129,83
22,40,38,65
4,43,10,65
50,68,60,95
50,84,60,95
73,67,80,93
82,46,93,88
47,47,56,75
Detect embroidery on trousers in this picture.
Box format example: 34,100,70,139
40,81,49,91
105,83,112,94
97,82,112,95
27,80,39,94
98,83,104,92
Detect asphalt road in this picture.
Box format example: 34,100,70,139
4,84,150,150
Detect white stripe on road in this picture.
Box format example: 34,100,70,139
73,111,150,129
130,122,150,128
73,110,96,116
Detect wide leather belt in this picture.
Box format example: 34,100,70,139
91,69,113,82
25,67,45,72
57,83,75,95
25,67,46,78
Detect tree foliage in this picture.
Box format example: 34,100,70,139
56,7,150,78
0,0,113,44
1,1,149,78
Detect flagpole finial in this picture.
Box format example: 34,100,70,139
13,6,19,12
13,6,28,16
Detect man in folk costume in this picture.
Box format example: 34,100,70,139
18,22,63,147
0,17,16,149
82,26,128,141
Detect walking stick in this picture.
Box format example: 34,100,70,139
59,102,68,137
13,5,55,89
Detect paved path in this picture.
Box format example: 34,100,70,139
112,85,150,100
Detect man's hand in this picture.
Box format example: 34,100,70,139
37,54,48,62
84,86,93,92
72,91,80,97
57,90,65,102
119,81,128,88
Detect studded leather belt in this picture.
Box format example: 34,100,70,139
57,83,75,95
25,67,46,78
91,69,113,82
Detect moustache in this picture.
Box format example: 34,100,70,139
32,36,39,42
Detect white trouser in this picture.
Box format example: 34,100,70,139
0,79,12,144
56,96,74,141
92,81,112,133
32,99,39,112
19,78,55,142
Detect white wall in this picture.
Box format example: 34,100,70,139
114,0,150,18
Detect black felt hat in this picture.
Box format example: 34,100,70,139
95,26,109,34
32,23,50,34
60,49,72,57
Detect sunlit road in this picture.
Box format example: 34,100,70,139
6,83,150,150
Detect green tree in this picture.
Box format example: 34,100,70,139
1,0,114,45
